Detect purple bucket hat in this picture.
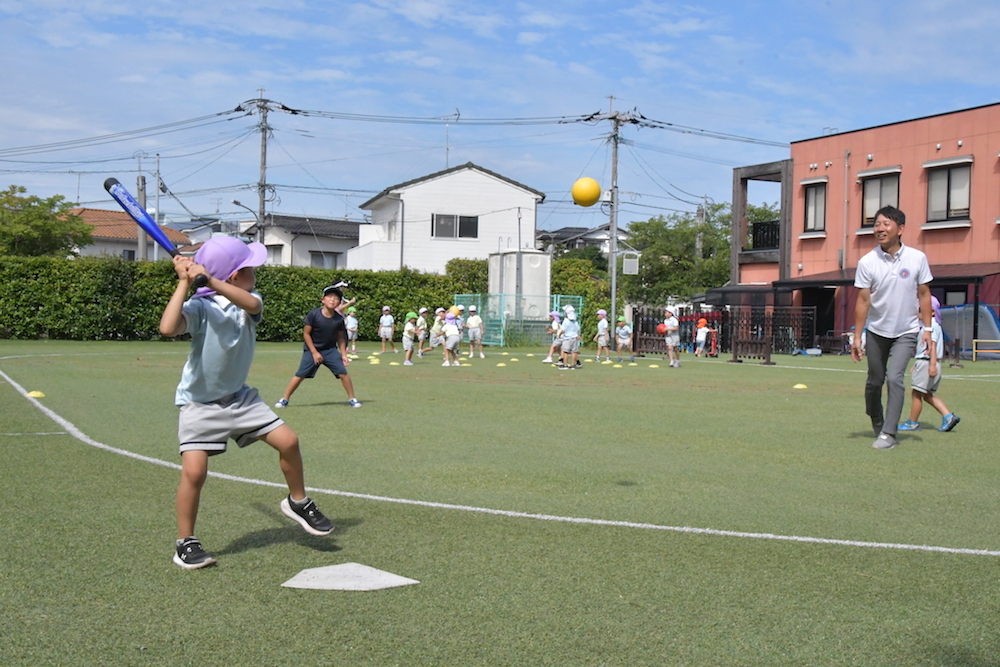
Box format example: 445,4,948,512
931,295,942,324
193,236,266,297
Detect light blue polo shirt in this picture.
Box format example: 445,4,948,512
175,292,263,406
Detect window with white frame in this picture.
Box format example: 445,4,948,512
862,173,899,227
266,245,283,265
927,164,970,222
123,249,135,261
432,214,478,239
804,183,826,232
310,251,340,270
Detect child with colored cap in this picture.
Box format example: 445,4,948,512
615,316,634,363
378,305,397,353
402,311,419,365
160,236,335,569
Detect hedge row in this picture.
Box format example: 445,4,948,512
0,256,488,342
0,256,613,344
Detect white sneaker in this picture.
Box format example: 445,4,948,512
542,357,552,363
480,353,485,358
348,398,362,408
274,398,288,408
452,361,461,366
443,361,451,367
404,360,414,365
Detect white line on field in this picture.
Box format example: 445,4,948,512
1,432,67,436
2,362,999,558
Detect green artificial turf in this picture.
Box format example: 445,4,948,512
1,340,999,665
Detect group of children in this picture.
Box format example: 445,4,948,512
366,303,487,366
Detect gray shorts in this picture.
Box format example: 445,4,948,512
379,326,393,339
347,330,358,341
430,334,444,348
467,327,482,342
178,386,283,456
562,338,580,353
911,359,942,394
445,334,461,351
403,337,414,351
597,334,609,347
666,335,680,347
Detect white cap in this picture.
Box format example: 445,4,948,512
458,304,465,311
435,307,445,313
469,304,477,311
418,307,428,314
562,304,575,313
382,305,390,311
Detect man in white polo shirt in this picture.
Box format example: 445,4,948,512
852,206,933,450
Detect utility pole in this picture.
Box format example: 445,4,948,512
135,152,147,261
153,154,161,260
257,90,269,245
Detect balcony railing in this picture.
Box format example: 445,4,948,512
745,219,780,251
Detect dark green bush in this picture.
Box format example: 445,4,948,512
0,257,483,342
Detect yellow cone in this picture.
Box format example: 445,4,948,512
793,384,808,389
496,363,507,367
27,390,45,398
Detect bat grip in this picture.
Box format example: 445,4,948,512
167,248,209,288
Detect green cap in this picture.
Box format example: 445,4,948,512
406,311,418,320
347,306,356,313
618,316,627,322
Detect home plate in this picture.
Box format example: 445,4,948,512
281,563,419,591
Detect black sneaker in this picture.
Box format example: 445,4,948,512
173,536,216,569
281,495,335,536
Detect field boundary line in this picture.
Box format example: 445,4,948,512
3,365,999,558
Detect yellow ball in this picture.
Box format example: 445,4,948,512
448,305,461,317
571,177,602,207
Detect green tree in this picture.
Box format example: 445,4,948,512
556,245,608,274
0,185,91,257
619,201,778,304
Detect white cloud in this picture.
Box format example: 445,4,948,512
517,31,545,46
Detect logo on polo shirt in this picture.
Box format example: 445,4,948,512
899,268,910,279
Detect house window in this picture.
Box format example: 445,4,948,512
122,249,135,261
432,214,478,239
862,174,899,227
266,245,282,265
804,183,826,232
310,251,340,270
927,164,970,222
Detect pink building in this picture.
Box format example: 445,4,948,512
713,102,1000,345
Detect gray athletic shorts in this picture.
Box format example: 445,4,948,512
430,334,444,348
403,337,414,351
445,334,461,351
911,359,942,394
347,330,358,341
597,334,609,347
379,326,393,339
178,386,283,456
467,327,482,342
666,335,680,347
562,338,580,353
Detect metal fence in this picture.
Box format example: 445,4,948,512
453,294,584,347
633,305,817,358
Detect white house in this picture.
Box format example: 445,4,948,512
238,213,360,269
351,162,545,273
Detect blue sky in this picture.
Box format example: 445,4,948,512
2,0,999,231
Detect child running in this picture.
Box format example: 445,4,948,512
616,316,634,363
378,305,397,353
542,310,562,364
275,285,361,410
159,236,334,570
415,307,429,358
402,311,418,365
898,297,960,433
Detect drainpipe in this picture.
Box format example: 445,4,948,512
841,149,851,330
387,193,404,269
